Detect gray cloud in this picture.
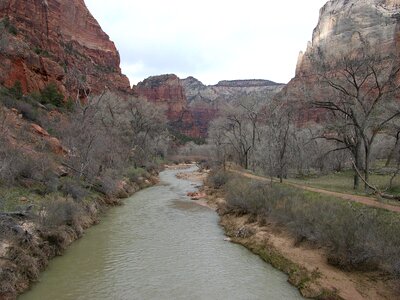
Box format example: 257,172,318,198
85,0,327,85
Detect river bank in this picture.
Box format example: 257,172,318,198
198,171,399,300
18,165,302,300
0,170,159,300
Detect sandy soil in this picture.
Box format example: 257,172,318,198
165,163,197,170
205,186,400,300
175,169,209,183
173,166,216,210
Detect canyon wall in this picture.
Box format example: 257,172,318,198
282,0,400,123
297,0,400,77
0,0,131,98
136,75,284,138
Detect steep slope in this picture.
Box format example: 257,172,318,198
296,0,400,77
135,74,187,121
281,0,400,124
0,0,131,98
134,74,202,138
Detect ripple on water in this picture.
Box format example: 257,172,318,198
20,166,303,300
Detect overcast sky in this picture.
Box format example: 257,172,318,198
85,0,328,86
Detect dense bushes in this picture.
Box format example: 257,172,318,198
206,169,233,189
39,198,83,228
37,83,64,107
217,172,400,276
1,95,40,123
1,17,18,36
126,167,146,182
0,140,35,186
1,82,67,117
60,179,88,201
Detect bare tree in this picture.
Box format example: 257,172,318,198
257,101,297,182
125,97,167,162
236,95,262,169
312,49,400,190
215,104,254,169
207,119,229,169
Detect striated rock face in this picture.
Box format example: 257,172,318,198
136,74,285,138
0,0,131,98
303,0,400,72
281,0,400,124
182,77,285,106
296,0,400,77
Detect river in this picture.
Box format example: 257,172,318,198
20,166,302,300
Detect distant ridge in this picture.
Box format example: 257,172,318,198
216,79,285,87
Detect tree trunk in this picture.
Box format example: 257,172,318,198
385,133,400,167
353,173,359,190
353,142,363,190
364,146,370,191
244,152,248,170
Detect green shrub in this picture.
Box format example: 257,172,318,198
126,167,146,181
8,81,23,100
2,17,18,35
64,97,75,111
37,83,64,107
33,47,50,57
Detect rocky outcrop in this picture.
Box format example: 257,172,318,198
280,0,400,124
0,0,131,98
135,74,186,120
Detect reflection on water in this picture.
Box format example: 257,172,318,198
20,166,302,300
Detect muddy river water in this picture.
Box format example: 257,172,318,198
20,166,302,300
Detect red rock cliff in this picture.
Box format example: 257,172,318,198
135,74,205,138
135,74,186,119
0,0,131,98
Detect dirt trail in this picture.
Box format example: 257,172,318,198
230,170,400,213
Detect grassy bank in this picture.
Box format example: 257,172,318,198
0,168,159,300
205,169,400,299
288,170,400,198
